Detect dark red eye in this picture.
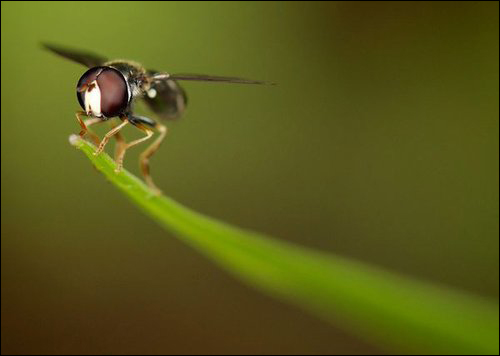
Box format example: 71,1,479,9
76,67,102,110
76,66,129,118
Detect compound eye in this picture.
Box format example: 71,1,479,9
76,66,129,118
76,67,102,111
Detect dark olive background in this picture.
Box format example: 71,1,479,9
1,2,498,354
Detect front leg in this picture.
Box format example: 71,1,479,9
75,111,102,146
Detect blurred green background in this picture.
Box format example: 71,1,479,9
1,1,498,354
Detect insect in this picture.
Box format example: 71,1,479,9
43,43,272,193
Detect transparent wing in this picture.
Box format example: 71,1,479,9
169,73,275,85
143,72,187,120
143,72,273,120
42,43,107,68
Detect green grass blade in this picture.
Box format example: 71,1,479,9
70,135,499,354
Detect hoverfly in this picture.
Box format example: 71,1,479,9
43,43,272,193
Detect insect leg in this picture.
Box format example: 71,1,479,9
122,115,168,193
139,122,167,193
76,110,102,145
114,122,154,173
94,118,129,156
109,121,127,163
